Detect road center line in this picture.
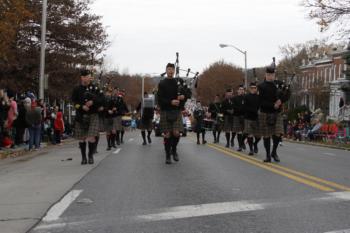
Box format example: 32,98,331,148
42,190,83,222
208,144,335,192
210,143,350,192
113,148,122,154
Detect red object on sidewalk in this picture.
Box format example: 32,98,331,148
54,112,65,133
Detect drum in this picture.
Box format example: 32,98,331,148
121,116,132,127
203,119,214,131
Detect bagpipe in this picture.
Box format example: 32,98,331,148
270,57,294,103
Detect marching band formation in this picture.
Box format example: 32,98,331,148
71,61,291,165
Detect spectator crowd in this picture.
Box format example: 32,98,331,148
0,88,72,152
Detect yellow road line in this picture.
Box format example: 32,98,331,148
211,143,350,192
207,144,335,192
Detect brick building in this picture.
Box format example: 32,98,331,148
298,48,348,119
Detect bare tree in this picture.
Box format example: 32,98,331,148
303,0,350,37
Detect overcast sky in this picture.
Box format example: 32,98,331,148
90,0,326,76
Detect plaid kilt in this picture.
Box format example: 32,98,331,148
223,115,233,132
139,118,153,131
104,117,114,132
159,110,183,133
258,112,284,137
244,119,259,136
74,113,100,139
114,116,123,131
233,116,244,132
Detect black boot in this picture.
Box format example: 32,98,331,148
237,134,243,151
171,136,179,162
164,138,172,164
88,142,95,164
248,137,254,156
147,131,152,144
106,135,111,151
263,138,271,163
79,142,87,165
271,135,281,162
141,131,147,145
225,132,230,148
231,132,236,147
254,137,260,154
197,132,201,145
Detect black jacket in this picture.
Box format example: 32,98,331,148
157,78,179,111
243,93,260,120
232,95,245,116
221,98,234,116
208,102,221,119
71,84,104,115
258,81,278,113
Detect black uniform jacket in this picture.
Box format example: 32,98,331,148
243,93,260,120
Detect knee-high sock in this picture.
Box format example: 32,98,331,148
141,131,146,142
164,137,171,155
94,136,99,151
231,132,236,144
88,142,95,159
272,135,280,155
116,131,120,143
197,132,200,142
202,131,206,141
106,135,111,148
121,130,125,141
217,131,221,142
213,131,217,141
254,136,261,145
263,137,271,158
247,137,254,152
237,133,243,148
225,132,230,145
79,142,87,160
147,131,152,137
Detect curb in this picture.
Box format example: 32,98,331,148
284,139,350,151
0,138,76,160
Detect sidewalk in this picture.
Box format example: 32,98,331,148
0,139,110,233
284,138,350,151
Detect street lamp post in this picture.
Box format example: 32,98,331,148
219,43,248,89
39,0,48,100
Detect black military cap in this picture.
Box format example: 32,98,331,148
265,66,275,74
238,84,244,89
166,63,175,68
80,69,91,77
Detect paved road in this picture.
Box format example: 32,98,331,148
28,132,350,233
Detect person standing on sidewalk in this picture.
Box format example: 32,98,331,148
53,106,65,145
25,100,42,151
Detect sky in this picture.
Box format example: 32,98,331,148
90,0,327,76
